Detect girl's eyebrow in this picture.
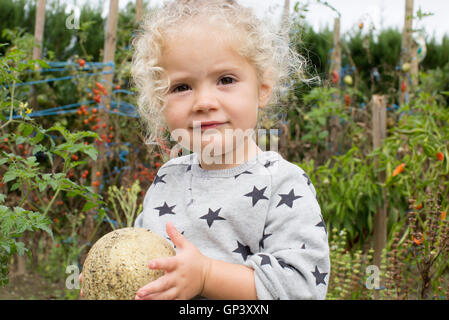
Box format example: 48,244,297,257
170,64,241,82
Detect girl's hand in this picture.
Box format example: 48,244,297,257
79,273,84,298
135,221,211,300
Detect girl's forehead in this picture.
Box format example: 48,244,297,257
162,24,244,61
160,36,247,72
164,14,240,45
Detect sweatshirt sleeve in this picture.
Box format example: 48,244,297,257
243,162,330,300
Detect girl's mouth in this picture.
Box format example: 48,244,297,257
199,122,228,131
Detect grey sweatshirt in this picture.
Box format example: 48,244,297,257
134,150,330,300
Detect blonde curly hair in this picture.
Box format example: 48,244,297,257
131,0,307,153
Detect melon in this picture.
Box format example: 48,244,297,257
81,227,175,300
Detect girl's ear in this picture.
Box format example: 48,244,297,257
258,70,274,109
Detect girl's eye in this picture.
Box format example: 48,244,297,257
219,76,235,85
172,84,190,93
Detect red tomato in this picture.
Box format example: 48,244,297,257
331,71,339,84
344,94,351,106
401,82,407,92
95,82,105,90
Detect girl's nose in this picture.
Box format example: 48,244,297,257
192,87,218,113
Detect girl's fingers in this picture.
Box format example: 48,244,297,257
137,275,172,298
149,257,177,272
136,287,178,300
79,273,84,298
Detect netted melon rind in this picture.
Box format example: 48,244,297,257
81,227,175,300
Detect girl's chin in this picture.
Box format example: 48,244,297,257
191,138,237,157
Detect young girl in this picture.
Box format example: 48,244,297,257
131,0,330,300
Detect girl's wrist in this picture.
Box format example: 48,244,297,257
200,255,213,297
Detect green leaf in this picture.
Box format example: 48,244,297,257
10,182,19,191
1,216,14,236
72,131,100,142
83,146,98,161
318,130,329,139
69,160,87,169
39,224,53,239
1,243,11,254
46,125,69,140
25,156,38,167
15,136,27,145
15,241,26,256
68,143,85,154
48,179,58,191
54,142,71,152
66,190,82,198
38,181,47,192
3,169,18,183
22,124,34,137
82,202,97,212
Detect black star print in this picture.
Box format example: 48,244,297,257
154,202,176,216
244,186,269,207
315,215,327,234
166,231,184,249
311,265,328,286
199,208,226,228
301,243,306,249
277,258,301,274
186,164,192,172
234,170,253,179
264,160,278,168
259,232,272,249
259,254,271,266
232,241,252,261
303,173,311,185
153,173,167,186
276,188,302,208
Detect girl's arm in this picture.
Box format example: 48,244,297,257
201,258,257,300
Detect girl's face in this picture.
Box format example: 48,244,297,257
160,22,273,167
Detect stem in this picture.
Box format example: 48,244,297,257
42,156,69,216
110,189,123,228
0,81,16,129
18,180,29,208
43,186,61,217
86,212,103,245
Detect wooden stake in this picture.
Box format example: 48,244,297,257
29,0,47,109
33,0,46,60
136,0,143,23
399,0,414,105
103,0,119,95
329,17,341,86
328,18,341,156
280,0,290,41
371,95,387,300
81,0,119,264
95,0,119,192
